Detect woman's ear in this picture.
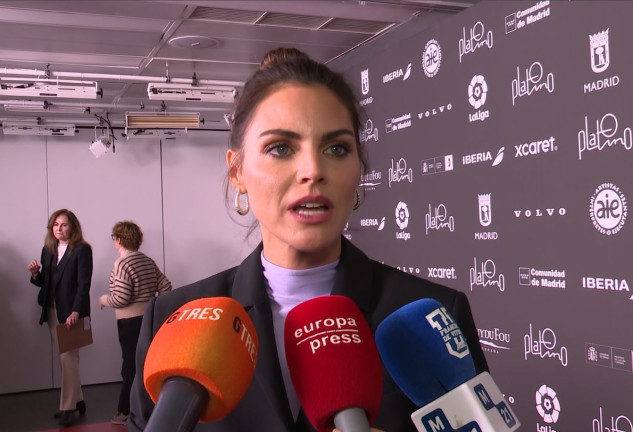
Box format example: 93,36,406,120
226,149,244,193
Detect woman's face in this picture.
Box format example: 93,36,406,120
53,214,71,244
228,84,361,268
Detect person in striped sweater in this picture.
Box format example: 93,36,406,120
99,220,172,425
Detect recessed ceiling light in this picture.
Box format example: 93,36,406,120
168,36,220,49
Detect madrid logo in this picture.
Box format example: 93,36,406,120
590,182,628,235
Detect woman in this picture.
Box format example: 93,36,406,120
99,220,172,425
128,48,488,432
27,208,92,427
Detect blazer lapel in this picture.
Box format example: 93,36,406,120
231,244,296,431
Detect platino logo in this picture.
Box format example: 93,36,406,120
389,157,413,187
589,183,628,235
577,113,632,160
524,324,568,366
536,384,560,425
469,258,505,292
459,21,493,63
359,119,378,143
511,61,555,106
425,203,455,235
593,407,633,432
422,39,441,77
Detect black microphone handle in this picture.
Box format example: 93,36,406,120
145,376,210,432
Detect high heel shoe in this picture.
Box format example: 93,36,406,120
58,410,75,427
53,400,86,419
76,400,86,416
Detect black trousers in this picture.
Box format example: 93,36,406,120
117,316,144,415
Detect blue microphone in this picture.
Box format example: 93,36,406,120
375,298,520,432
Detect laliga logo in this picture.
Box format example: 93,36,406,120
536,384,560,427
395,201,410,229
590,183,628,235
425,306,470,359
468,75,487,109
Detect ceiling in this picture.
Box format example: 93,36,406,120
0,0,477,133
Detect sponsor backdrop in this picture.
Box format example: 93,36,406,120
334,2,632,431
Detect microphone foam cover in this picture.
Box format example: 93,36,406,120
284,295,382,432
143,297,258,421
375,298,476,407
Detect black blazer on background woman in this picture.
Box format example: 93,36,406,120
31,242,93,325
129,237,488,432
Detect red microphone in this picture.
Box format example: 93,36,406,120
143,297,258,432
284,295,382,432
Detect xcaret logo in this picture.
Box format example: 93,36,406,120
590,182,628,235
536,384,560,427
422,39,441,77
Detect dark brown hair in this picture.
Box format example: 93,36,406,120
225,47,368,204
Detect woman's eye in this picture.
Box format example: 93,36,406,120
267,143,291,157
326,143,350,157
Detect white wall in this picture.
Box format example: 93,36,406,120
0,128,258,394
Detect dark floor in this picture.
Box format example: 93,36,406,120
0,382,125,432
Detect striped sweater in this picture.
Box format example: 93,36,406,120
106,250,172,319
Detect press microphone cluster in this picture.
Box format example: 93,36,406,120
376,298,520,432
284,295,382,432
143,297,258,432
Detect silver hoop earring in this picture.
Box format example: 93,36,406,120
235,192,249,215
353,189,361,210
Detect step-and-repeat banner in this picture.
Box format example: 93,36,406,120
340,2,632,430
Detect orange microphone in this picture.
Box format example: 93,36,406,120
143,297,258,432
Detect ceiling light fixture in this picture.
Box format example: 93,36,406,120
124,128,187,139
147,83,235,103
0,78,101,99
2,100,90,114
2,122,76,136
125,111,201,133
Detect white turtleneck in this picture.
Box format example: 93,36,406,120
261,252,338,420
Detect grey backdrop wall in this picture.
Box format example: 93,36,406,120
333,1,632,431
1,129,259,394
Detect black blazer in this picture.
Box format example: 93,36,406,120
128,237,488,432
31,242,93,325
